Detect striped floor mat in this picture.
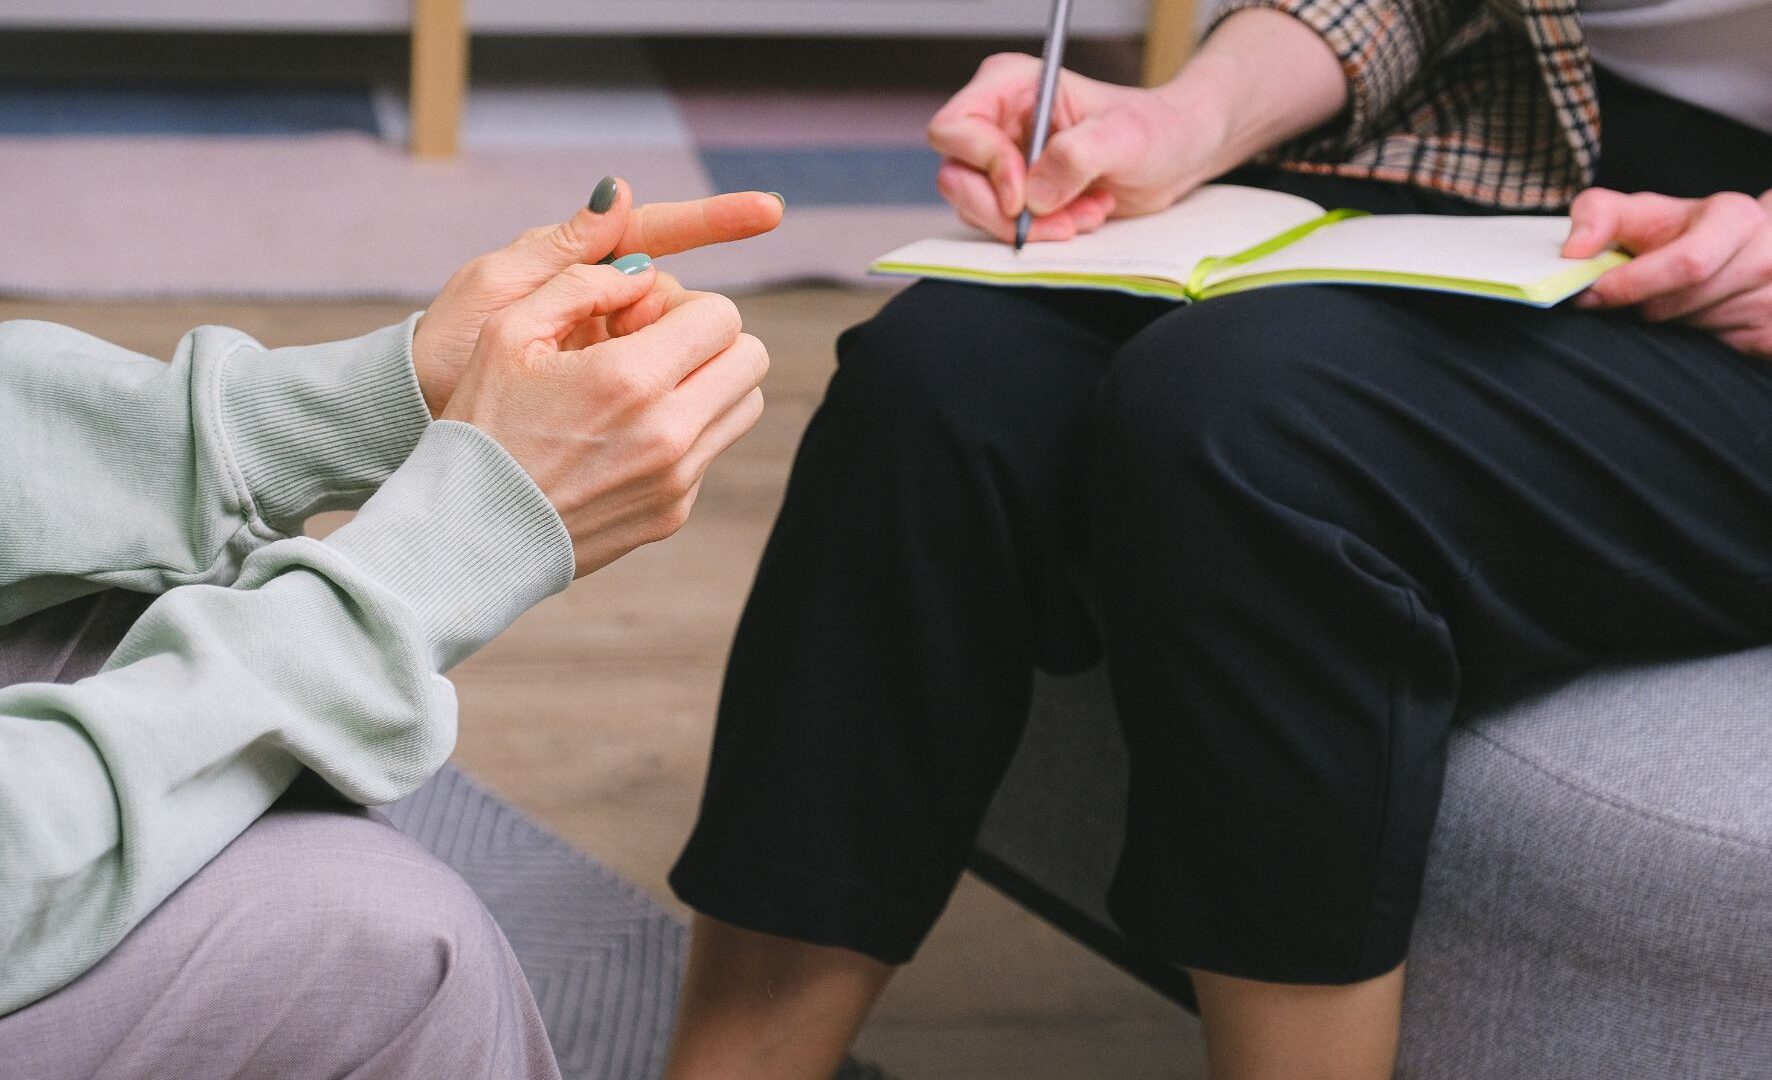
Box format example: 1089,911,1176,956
383,764,891,1080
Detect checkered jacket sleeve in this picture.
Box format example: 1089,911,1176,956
1208,0,1601,210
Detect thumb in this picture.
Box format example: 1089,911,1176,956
1564,188,1692,258
497,258,657,347
1025,109,1136,217
506,176,636,283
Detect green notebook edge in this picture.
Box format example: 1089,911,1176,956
1194,250,1629,306
868,263,1192,300
870,208,1630,308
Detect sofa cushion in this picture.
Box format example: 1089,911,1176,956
1399,645,1772,1079
976,647,1772,1076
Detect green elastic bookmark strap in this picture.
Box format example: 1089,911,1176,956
871,263,1191,300
1184,207,1369,298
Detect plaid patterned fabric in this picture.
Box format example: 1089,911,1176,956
1213,0,1600,210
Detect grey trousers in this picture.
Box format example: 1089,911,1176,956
0,591,563,1080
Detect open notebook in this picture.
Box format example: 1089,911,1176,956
872,184,1629,307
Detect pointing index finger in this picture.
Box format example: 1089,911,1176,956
615,192,785,260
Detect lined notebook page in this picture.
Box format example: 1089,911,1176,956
1208,214,1585,291
875,184,1326,285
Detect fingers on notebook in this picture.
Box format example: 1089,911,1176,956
1575,190,1767,310
938,161,1115,244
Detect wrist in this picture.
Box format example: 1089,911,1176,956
1160,7,1348,173
221,314,432,532
324,421,573,671
409,313,452,420
1149,58,1244,184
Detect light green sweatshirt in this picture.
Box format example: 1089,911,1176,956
0,316,575,1017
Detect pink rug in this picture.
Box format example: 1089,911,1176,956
0,133,953,300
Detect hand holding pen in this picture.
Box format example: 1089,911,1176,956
926,13,1268,246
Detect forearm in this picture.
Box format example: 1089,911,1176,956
0,421,573,1018
0,316,430,623
1156,8,1350,177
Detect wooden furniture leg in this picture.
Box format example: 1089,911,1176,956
410,0,467,158
1142,0,1196,87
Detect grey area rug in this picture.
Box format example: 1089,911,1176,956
381,765,891,1080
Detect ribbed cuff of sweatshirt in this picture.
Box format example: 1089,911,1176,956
220,314,432,532
324,421,575,672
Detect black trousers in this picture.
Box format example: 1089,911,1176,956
672,75,1772,984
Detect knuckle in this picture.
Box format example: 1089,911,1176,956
561,262,607,288
1747,246,1772,283
935,166,960,200
543,221,585,258
1043,139,1083,177
1708,191,1764,223
604,365,652,405
662,459,699,500
650,500,693,542
642,422,694,470
480,311,526,352
1570,187,1612,215
737,333,770,381
458,255,497,290
1105,104,1152,146
1668,246,1717,282
703,294,744,342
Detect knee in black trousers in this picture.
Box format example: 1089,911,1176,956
1088,288,1471,981
676,274,1772,983
673,281,1159,962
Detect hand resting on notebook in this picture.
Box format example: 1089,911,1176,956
928,12,1771,357
1565,187,1772,358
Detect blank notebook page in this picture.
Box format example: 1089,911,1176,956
1208,214,1583,290
887,185,1326,282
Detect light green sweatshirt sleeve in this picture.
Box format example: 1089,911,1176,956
0,315,432,622
0,319,577,1017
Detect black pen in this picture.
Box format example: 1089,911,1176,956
1015,0,1076,254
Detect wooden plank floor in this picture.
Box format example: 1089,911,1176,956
2,288,1205,1080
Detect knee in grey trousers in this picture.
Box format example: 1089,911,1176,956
1,589,561,1078
0,796,562,1080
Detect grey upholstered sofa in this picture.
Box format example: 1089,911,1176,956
974,650,1772,1076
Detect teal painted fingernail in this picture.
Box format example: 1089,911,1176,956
588,176,618,213
611,252,652,275
767,191,786,212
